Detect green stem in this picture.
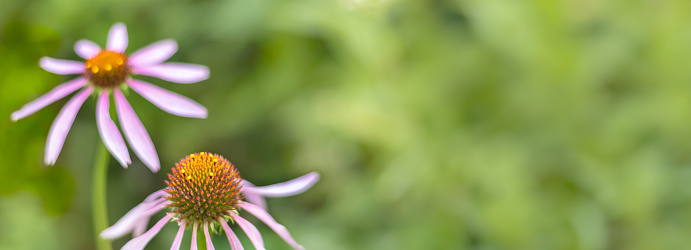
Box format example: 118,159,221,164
92,143,112,250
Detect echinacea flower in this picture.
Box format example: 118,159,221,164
101,152,319,250
11,23,209,172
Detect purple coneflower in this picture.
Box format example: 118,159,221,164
101,152,319,250
11,23,209,172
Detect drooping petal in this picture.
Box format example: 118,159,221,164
219,219,244,250
144,189,170,202
191,223,198,250
133,216,150,237
40,57,84,75
114,89,160,172
122,214,173,250
230,213,265,250
171,221,186,250
96,91,131,167
240,180,267,210
133,63,209,84
107,23,128,52
12,77,87,121
44,87,93,165
204,223,216,250
74,39,101,59
240,203,305,250
127,79,207,118
242,172,320,197
129,39,178,68
101,198,169,239
133,193,170,237
102,202,149,238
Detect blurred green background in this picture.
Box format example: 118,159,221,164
3,0,691,249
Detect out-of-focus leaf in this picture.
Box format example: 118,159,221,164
0,193,66,250
0,21,61,196
25,166,76,215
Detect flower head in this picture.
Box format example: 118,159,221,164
101,152,320,250
165,152,244,224
11,23,209,172
84,50,131,87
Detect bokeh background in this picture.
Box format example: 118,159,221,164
3,0,691,249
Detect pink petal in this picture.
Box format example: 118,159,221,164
219,219,244,250
230,213,265,250
40,57,84,75
134,63,209,83
12,77,87,121
74,39,101,59
101,202,150,239
144,189,171,203
127,79,207,118
101,198,169,239
240,180,267,210
133,216,150,237
240,203,304,250
133,190,170,237
191,223,198,250
129,39,178,68
44,87,93,165
114,89,160,172
96,91,131,167
204,223,216,250
107,23,128,52
122,214,172,250
171,221,186,250
242,172,319,197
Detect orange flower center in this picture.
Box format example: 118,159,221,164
84,50,131,88
165,152,244,224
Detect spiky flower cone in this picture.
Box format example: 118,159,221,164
165,152,244,225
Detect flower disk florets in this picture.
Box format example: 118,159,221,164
84,50,131,87
164,152,243,224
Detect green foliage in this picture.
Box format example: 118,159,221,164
0,22,74,211
3,0,691,249
25,166,75,215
